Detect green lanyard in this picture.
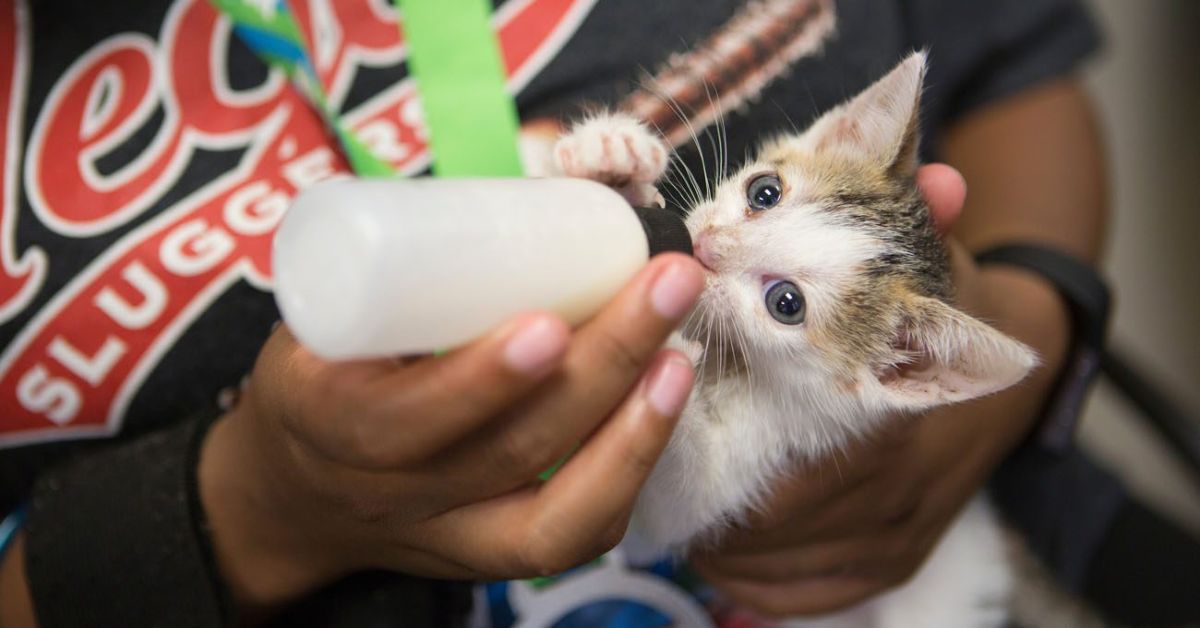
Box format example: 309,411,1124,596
219,0,558,470
212,0,524,177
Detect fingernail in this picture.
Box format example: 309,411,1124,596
650,260,703,320
504,316,566,375
646,354,695,416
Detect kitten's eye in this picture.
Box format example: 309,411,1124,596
746,174,783,211
765,281,806,325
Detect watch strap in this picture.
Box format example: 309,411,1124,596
975,244,1112,451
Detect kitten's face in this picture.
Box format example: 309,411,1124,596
684,149,907,380
681,52,1035,411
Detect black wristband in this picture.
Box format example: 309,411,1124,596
975,243,1111,451
24,414,231,628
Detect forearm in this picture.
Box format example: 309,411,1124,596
0,535,36,627
199,408,351,620
912,77,1111,536
939,77,1109,447
943,78,1109,263
930,266,1073,474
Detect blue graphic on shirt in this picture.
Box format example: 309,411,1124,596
472,546,719,628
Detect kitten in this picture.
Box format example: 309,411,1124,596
551,52,1037,628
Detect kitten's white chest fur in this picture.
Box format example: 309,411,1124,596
631,342,1014,628
540,52,1035,628
632,348,876,549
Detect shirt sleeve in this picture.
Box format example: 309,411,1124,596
903,0,1102,128
20,413,467,627
22,414,233,628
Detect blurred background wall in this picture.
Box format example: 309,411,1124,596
1077,0,1200,532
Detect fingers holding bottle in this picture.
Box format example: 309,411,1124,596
198,253,705,612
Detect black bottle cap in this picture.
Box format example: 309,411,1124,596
631,203,693,257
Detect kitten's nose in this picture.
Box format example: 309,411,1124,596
694,230,720,272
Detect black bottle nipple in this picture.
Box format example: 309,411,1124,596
631,203,693,257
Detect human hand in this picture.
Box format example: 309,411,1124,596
690,164,1073,617
199,253,705,617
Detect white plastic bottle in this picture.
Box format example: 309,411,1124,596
273,178,692,360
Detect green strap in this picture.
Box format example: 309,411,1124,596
212,0,396,175
215,0,523,177
394,0,524,176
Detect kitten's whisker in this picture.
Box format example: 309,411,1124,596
637,79,711,205
667,147,705,208
700,324,710,374
701,80,723,197
771,98,802,136
700,309,715,379
667,153,705,210
667,99,711,203
658,169,696,210
734,320,753,389
703,77,730,184
665,160,703,210
713,94,725,184
684,116,711,203
717,347,725,389
720,316,729,382
720,319,729,384
656,84,711,202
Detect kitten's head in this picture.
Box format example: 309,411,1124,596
684,52,1035,414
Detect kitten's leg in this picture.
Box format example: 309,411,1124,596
554,112,669,207
1007,532,1109,628
777,497,1011,628
863,497,1012,628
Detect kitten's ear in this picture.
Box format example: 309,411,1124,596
870,296,1037,412
804,51,926,178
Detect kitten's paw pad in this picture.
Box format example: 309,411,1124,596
555,113,669,189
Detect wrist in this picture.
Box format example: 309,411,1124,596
0,535,35,628
199,406,346,618
975,265,1072,381
932,266,1074,460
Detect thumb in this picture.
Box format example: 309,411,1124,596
917,164,967,236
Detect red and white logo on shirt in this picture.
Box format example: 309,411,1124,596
0,0,598,446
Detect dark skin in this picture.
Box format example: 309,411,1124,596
0,80,1106,625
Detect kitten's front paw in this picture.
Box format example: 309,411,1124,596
555,112,669,207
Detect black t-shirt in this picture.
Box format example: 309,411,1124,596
0,0,1098,624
